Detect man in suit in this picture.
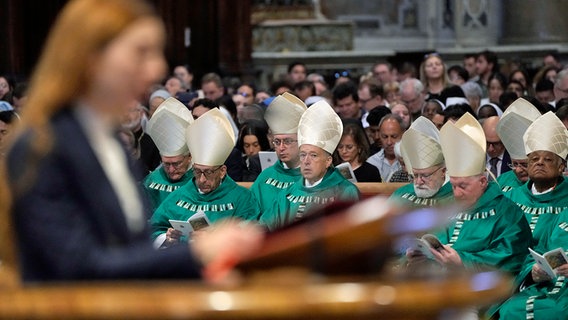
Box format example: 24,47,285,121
481,116,511,180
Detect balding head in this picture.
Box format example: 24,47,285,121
481,116,504,158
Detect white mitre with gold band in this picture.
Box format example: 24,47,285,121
524,111,568,160
496,98,541,160
297,100,343,154
146,97,194,156
265,92,307,134
400,116,444,173
440,112,486,177
186,108,235,166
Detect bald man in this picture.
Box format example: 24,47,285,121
481,116,511,179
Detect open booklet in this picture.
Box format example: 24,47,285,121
168,210,211,237
529,247,568,279
336,162,357,183
407,233,445,259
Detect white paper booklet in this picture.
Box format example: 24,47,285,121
529,247,568,278
408,234,445,259
336,162,357,183
168,210,211,237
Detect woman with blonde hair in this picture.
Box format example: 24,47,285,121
420,53,451,100
0,0,261,282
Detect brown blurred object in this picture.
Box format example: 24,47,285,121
0,270,511,319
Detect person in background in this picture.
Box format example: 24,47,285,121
173,64,193,91
2,0,261,282
366,114,404,181
287,61,307,85
333,121,381,182
481,116,511,180
147,88,171,117
420,53,451,100
390,102,411,130
143,97,193,210
496,98,542,193
399,78,426,122
0,75,13,103
0,109,17,157
236,119,270,182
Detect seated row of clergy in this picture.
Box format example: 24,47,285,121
144,95,359,247
388,98,568,319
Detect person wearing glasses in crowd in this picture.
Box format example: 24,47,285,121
481,116,511,180
260,101,359,231
250,92,306,212
389,117,453,208
495,98,542,193
150,108,260,248
506,111,568,247
143,97,193,210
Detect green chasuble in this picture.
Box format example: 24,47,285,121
260,167,360,231
507,177,568,248
389,181,454,208
250,160,301,212
150,175,260,240
142,167,193,211
435,182,532,274
492,210,568,320
497,170,525,194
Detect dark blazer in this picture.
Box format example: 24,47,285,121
500,150,512,176
7,109,201,281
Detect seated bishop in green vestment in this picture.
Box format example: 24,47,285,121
260,167,359,231
259,100,359,231
143,97,195,211
491,208,568,320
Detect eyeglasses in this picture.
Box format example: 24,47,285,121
162,158,188,169
272,138,297,147
409,166,444,181
508,162,528,170
337,144,356,151
193,166,222,179
334,70,350,79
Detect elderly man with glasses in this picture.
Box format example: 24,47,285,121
250,93,307,212
389,117,453,208
143,98,194,211
150,108,260,248
260,100,359,231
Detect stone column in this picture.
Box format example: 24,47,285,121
454,0,502,48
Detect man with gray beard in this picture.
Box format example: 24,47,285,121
389,116,453,207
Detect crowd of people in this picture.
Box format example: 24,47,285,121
1,0,568,319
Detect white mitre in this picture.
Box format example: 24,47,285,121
146,97,193,156
496,98,541,160
264,92,307,134
524,111,568,160
400,116,444,173
440,112,486,177
186,108,235,166
297,100,343,154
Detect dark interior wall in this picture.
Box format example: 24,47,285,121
1,0,252,85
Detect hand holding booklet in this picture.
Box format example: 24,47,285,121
168,210,211,237
408,234,445,259
529,247,568,279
